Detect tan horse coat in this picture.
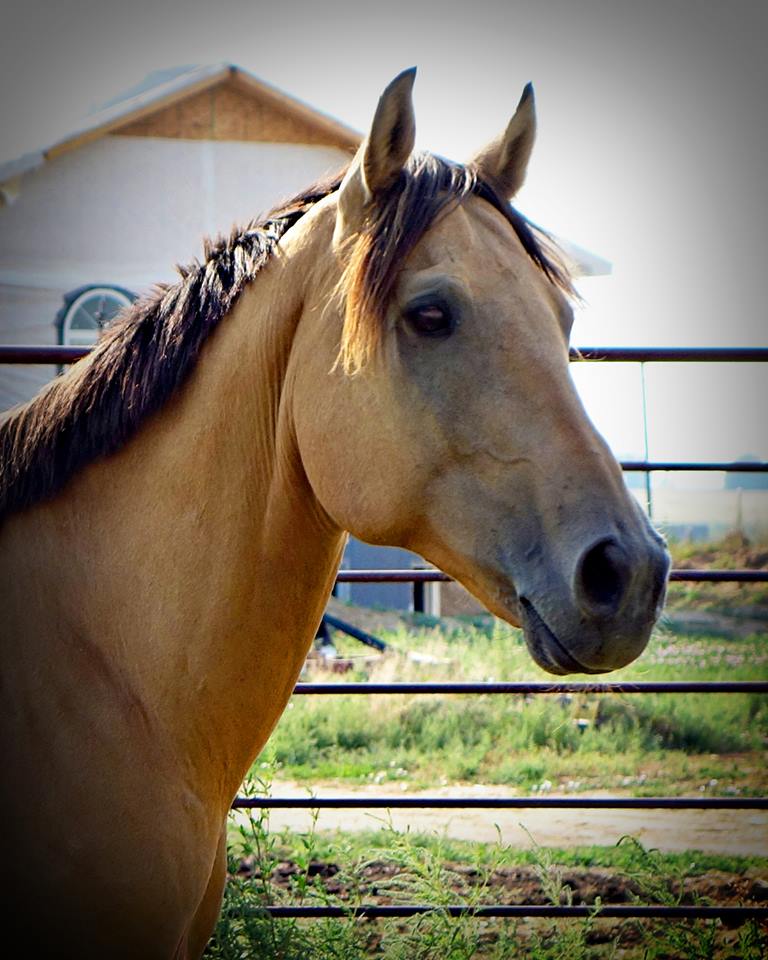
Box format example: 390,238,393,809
0,71,668,956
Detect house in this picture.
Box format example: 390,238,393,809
0,64,609,615
0,63,359,409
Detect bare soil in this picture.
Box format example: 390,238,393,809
236,857,768,911
233,855,768,955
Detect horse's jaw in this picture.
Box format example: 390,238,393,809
462,577,610,676
476,576,661,677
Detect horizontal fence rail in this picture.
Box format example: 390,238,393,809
234,796,768,810
667,569,768,582
573,346,768,363
3,345,768,364
620,460,768,472
261,904,768,920
336,568,768,583
292,681,768,694
0,345,91,363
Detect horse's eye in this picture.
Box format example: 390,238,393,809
405,303,454,337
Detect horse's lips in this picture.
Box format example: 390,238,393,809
518,597,606,676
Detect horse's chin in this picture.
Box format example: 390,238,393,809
517,598,611,677
438,563,623,676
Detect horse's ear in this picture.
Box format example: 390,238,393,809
334,68,417,247
470,83,536,198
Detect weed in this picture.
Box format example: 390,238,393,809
209,772,768,958
614,836,767,959
261,627,768,796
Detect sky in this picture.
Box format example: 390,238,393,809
1,0,766,469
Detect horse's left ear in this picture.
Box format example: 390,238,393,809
470,83,536,198
334,68,417,247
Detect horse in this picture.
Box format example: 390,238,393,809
0,69,669,957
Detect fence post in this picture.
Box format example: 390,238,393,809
639,361,654,518
411,563,441,617
412,574,425,614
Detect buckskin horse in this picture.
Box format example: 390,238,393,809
0,69,668,957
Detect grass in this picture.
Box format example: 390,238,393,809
210,537,768,956
207,770,768,959
664,532,768,614
256,625,768,796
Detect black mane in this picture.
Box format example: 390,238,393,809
0,158,570,521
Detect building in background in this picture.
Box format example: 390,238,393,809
0,63,358,408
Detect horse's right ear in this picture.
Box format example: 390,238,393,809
333,68,417,249
470,83,536,198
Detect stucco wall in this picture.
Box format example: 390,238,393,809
0,133,434,612
0,135,349,409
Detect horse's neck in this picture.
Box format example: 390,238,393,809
6,228,344,807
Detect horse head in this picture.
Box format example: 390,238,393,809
291,69,669,674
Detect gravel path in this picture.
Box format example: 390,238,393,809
252,781,768,856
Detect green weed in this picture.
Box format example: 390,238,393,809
208,771,768,959
260,628,767,795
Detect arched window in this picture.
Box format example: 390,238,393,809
56,285,135,347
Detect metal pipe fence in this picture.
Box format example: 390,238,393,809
247,556,768,922
235,797,767,810
2,345,768,364
5,342,767,925
262,905,767,920
292,681,768,694
335,568,768,583
240,665,768,922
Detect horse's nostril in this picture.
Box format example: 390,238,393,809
576,539,630,615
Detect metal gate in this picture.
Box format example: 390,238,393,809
2,342,767,923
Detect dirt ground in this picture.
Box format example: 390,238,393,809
233,854,768,957
251,781,768,858
237,855,768,911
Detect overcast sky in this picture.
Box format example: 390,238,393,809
1,0,766,463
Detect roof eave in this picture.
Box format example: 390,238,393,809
45,66,230,161
41,63,361,163
0,150,45,190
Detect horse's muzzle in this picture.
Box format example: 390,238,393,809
517,535,670,675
